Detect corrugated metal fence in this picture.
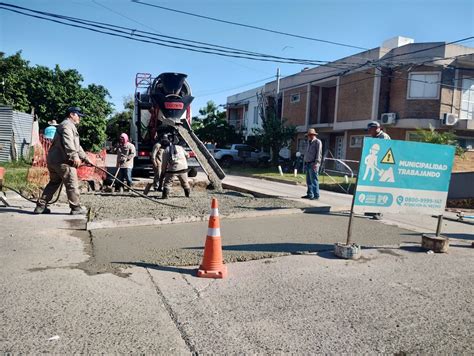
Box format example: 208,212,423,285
0,106,33,162
0,106,13,162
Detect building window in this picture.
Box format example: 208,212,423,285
349,135,365,148
253,107,259,125
458,137,474,150
461,78,474,120
407,72,440,99
290,93,300,103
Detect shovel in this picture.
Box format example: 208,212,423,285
104,167,120,193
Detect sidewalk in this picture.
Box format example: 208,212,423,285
223,174,351,211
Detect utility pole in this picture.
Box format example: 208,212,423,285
276,67,280,95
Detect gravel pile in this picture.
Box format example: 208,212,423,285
81,189,309,222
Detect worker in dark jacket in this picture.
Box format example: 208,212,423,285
301,128,322,200
34,107,91,215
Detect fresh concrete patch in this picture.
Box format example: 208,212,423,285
82,189,328,230
86,205,329,230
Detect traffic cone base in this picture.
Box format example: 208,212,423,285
196,198,227,279
197,265,228,279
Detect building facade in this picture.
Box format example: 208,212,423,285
227,37,474,165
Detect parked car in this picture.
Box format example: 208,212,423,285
213,144,270,167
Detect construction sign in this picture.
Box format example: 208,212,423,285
354,138,455,215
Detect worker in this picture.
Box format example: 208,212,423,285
365,121,391,220
43,120,58,140
161,135,190,199
34,107,91,215
151,138,164,191
367,121,391,140
116,133,136,191
301,128,322,200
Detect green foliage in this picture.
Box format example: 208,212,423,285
106,97,133,143
0,51,113,152
253,110,296,163
193,101,242,146
415,125,465,156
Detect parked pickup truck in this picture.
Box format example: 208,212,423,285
213,144,270,167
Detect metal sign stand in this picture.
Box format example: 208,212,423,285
334,177,361,260
421,214,449,253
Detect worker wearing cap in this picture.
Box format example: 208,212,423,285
365,121,391,220
34,107,91,215
367,121,391,140
161,136,191,199
302,128,322,200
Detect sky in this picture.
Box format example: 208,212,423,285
1,0,474,116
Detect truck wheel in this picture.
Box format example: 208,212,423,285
220,156,233,168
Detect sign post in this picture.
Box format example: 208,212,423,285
336,138,455,258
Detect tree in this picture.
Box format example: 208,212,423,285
0,51,113,152
415,125,464,156
253,110,296,164
192,101,241,146
106,97,133,144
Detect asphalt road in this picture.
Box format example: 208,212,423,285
1,192,473,353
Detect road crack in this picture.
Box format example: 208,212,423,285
145,268,197,354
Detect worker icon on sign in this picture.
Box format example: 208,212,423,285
363,143,380,181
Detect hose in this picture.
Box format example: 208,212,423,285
2,183,63,204
88,163,184,209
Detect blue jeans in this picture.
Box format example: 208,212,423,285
118,168,133,187
305,163,320,199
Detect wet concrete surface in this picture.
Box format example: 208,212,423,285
85,213,420,276
81,189,311,222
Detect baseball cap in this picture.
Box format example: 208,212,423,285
367,121,380,129
66,107,86,117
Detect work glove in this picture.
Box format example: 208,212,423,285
72,158,82,168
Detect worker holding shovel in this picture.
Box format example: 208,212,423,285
34,107,91,215
115,133,136,192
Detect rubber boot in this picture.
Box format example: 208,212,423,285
162,188,169,199
184,188,190,198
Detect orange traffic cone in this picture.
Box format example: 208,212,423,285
197,198,228,279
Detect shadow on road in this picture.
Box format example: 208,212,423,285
185,242,334,254
401,232,473,241
112,261,195,276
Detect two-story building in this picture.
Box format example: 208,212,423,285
227,37,474,163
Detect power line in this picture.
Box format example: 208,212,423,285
131,0,368,51
91,0,162,34
195,76,274,97
1,2,353,67
375,37,474,66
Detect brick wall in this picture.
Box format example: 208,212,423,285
389,66,442,119
337,69,375,122
282,86,307,126
453,150,474,172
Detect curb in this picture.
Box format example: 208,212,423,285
86,206,330,230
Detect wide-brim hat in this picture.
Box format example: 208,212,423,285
47,120,58,126
305,128,318,136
